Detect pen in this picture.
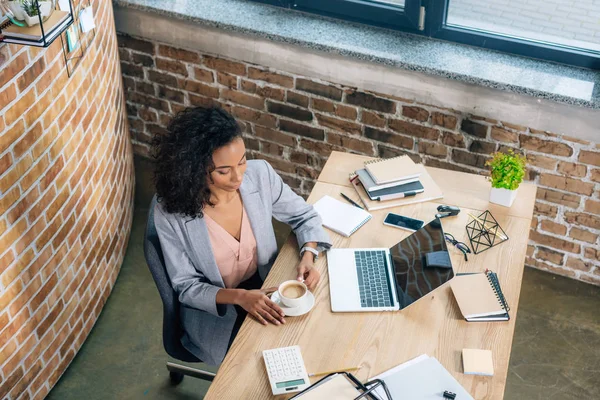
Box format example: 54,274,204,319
340,193,364,209
308,366,361,377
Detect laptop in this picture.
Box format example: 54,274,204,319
327,219,454,312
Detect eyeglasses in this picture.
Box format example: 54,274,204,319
444,233,472,261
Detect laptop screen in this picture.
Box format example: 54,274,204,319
389,218,454,309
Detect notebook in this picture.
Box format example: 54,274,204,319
370,355,474,400
2,11,71,41
292,373,362,399
364,155,421,185
350,164,443,211
313,195,372,237
462,349,494,376
366,180,424,201
355,168,419,193
450,270,510,321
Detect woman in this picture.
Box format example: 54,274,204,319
152,106,331,365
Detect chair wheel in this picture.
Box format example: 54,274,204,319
169,371,184,385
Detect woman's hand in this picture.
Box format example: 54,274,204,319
296,257,320,291
237,288,286,326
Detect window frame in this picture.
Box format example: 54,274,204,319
249,0,600,70
251,0,423,32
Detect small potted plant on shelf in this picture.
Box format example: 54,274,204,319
6,0,54,27
486,149,526,207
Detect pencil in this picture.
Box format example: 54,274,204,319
308,366,361,377
468,213,507,240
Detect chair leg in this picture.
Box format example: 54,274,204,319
166,361,216,382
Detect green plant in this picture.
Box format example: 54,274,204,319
20,0,39,17
486,149,527,190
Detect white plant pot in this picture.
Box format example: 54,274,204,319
7,1,53,27
489,187,518,207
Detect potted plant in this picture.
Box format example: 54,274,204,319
486,149,526,207
6,0,54,27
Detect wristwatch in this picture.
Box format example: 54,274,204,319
300,246,319,261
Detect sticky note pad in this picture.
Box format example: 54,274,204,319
462,349,494,376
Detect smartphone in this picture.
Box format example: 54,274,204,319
383,213,425,231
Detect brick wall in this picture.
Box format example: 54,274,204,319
117,35,599,286
0,1,133,398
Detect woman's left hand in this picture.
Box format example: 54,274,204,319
296,258,320,291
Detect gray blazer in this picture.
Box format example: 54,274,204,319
154,160,331,365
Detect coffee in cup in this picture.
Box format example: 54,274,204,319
277,280,308,308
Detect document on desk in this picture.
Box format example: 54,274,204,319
370,355,474,400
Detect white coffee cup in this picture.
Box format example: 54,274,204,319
277,280,309,308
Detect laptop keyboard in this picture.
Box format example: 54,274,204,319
355,250,394,308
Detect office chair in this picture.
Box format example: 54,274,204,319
144,195,216,385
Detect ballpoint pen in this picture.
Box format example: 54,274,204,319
340,193,364,210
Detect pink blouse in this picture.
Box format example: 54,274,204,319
204,206,258,288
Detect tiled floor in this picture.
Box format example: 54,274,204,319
47,158,600,399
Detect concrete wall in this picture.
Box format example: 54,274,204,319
0,1,134,398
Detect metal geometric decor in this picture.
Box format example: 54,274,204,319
465,210,509,255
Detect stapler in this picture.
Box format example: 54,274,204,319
436,205,460,219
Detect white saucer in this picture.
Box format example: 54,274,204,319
270,291,315,317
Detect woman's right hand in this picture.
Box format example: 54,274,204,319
237,288,286,326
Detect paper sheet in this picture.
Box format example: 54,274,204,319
79,7,95,33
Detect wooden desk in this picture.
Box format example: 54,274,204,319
205,152,536,400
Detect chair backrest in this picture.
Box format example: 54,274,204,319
144,195,200,363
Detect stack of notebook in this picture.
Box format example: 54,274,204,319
349,155,444,211
1,10,73,46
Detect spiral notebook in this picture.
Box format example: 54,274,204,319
364,155,421,185
450,270,510,321
313,195,372,237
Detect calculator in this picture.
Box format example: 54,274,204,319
263,346,310,395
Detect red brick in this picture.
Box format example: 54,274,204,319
17,55,45,92
535,188,580,209
35,213,63,251
534,201,558,218
0,51,28,88
222,89,264,110
217,72,238,89
312,98,335,113
418,141,448,158
389,119,439,140
286,91,309,107
0,366,24,399
326,132,375,155
539,173,594,196
279,120,324,141
15,216,46,255
452,149,490,169
230,106,277,128
364,127,413,150
578,150,600,167
248,67,293,88
557,162,587,177
585,199,600,215
360,110,385,128
297,79,342,101
536,247,564,265
540,220,567,236
345,90,393,112
566,257,593,273
157,44,200,63
255,85,285,102
530,230,580,253
491,127,519,143
460,119,488,138
584,247,599,261
564,212,600,230
192,67,215,83
591,168,600,183
569,227,598,244
203,56,246,75
0,83,17,107
402,106,429,122
520,135,573,156
5,88,35,126
441,131,466,148
316,114,362,135
431,112,457,129
254,126,296,147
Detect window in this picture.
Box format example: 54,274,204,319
251,0,600,69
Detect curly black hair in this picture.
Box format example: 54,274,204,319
152,106,242,218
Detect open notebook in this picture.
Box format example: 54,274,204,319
313,195,372,237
